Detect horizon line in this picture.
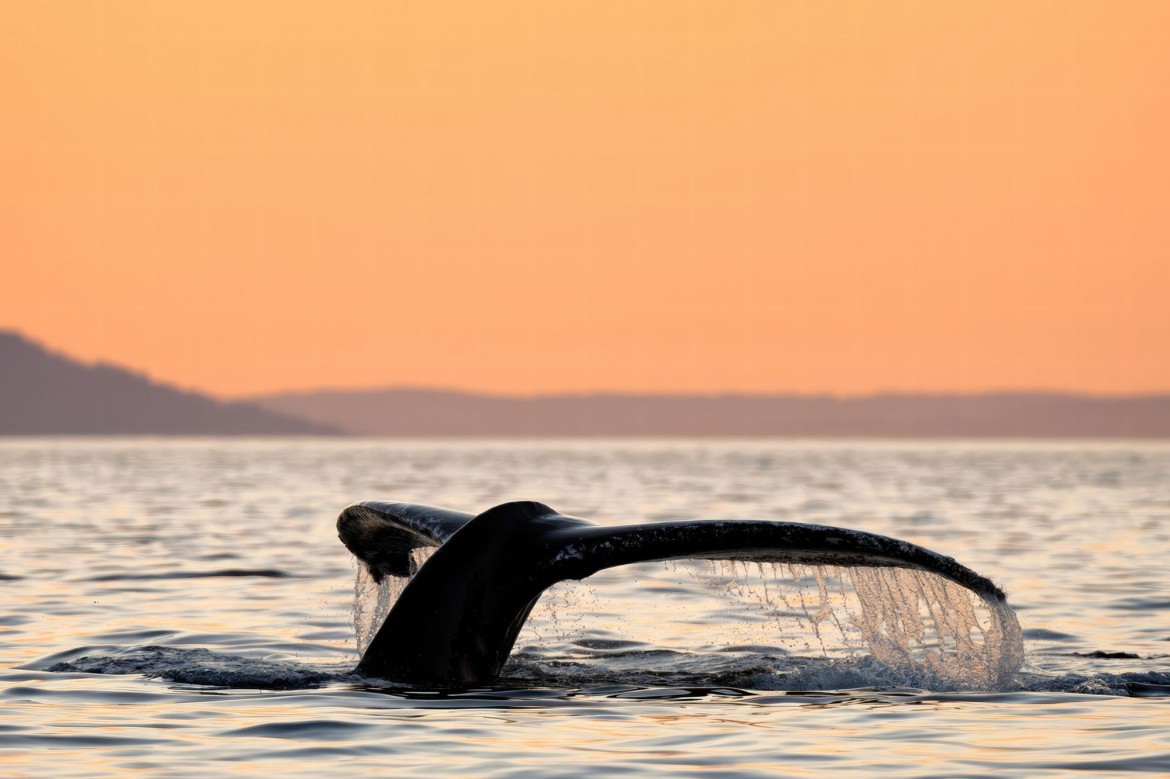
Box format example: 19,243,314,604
237,385,1170,402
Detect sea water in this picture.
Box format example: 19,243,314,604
1,439,1168,776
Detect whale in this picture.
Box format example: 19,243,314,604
338,500,1012,686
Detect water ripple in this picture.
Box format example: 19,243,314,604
83,569,294,582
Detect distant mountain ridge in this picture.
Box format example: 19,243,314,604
0,331,338,435
4,329,1168,437
251,387,1170,438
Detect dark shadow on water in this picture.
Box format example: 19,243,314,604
82,568,295,582
29,644,1170,700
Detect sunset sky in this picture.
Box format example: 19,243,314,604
2,2,1167,398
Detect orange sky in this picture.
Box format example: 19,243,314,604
2,2,1168,398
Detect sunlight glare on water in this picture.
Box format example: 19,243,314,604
1,439,1169,777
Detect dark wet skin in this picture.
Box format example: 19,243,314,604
338,500,1008,687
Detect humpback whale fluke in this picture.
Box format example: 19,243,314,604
338,500,1014,686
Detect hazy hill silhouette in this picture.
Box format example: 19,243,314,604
4,328,1167,437
251,388,1170,438
0,331,338,435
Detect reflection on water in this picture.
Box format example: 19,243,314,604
2,439,1170,776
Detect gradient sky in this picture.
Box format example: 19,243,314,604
2,2,1167,397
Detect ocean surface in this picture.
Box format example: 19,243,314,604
1,438,1168,777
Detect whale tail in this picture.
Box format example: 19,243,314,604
337,501,472,580
338,500,1016,686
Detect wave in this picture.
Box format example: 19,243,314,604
44,646,346,689
83,569,294,582
39,645,1170,697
